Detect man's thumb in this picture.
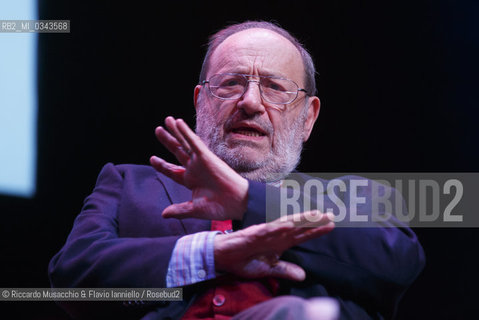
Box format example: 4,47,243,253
270,261,306,281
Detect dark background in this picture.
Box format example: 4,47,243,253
1,0,478,318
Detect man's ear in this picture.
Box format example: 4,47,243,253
194,85,202,110
303,96,321,142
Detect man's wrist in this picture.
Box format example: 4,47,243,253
213,233,228,273
235,177,249,220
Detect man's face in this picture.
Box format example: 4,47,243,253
195,28,319,182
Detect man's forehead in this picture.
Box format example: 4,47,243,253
220,28,291,47
208,28,304,77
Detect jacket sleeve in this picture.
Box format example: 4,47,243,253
48,163,183,318
239,179,426,319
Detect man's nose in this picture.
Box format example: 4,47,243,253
236,80,266,115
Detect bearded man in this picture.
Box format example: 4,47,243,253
49,21,425,320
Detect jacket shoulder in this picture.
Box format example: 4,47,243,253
100,162,188,195
97,162,159,181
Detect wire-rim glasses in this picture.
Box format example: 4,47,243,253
202,73,308,105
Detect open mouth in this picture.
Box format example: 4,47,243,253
231,127,266,137
228,121,269,139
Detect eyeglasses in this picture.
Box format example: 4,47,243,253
201,73,308,105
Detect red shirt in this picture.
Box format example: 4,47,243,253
181,220,279,319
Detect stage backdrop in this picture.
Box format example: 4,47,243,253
0,1,478,319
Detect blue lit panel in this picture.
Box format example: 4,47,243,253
0,1,37,198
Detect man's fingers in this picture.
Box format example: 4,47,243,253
270,210,334,228
176,118,207,155
269,260,306,282
239,211,335,250
165,117,193,158
295,211,335,228
292,221,335,245
155,126,190,165
162,196,214,219
150,156,185,185
162,201,195,219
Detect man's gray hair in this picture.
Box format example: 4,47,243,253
199,21,317,96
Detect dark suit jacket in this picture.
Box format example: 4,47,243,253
49,163,425,320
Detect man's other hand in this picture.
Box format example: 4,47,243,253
214,210,335,281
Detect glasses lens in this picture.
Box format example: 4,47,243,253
260,77,298,104
207,73,301,104
208,74,246,99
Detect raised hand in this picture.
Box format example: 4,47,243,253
150,116,249,221
214,210,335,281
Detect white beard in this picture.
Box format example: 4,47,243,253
196,103,307,183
